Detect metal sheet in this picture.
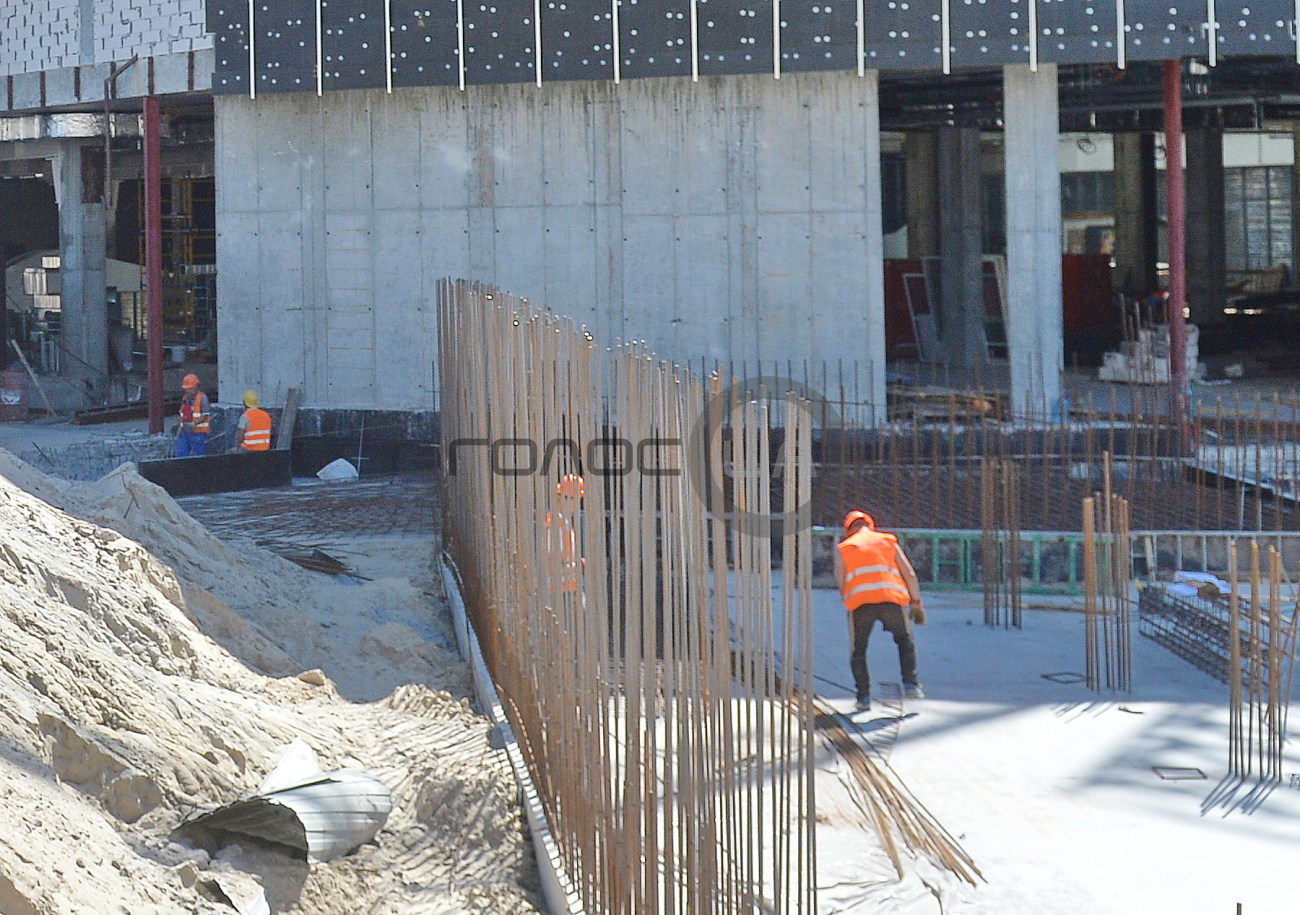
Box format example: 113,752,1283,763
1214,0,1295,58
321,0,390,91
862,0,943,71
1037,0,1122,66
212,1,252,95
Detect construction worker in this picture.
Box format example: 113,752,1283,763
175,373,211,457
235,390,273,452
545,473,585,594
834,510,926,712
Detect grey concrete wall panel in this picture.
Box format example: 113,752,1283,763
216,75,887,411
616,0,693,79
696,0,775,75
461,2,536,84
321,0,389,91
1036,0,1121,65
389,0,460,87
1214,1,1293,58
861,1,942,70
542,0,616,82
1120,0,1204,60
778,0,857,73
212,1,252,94
253,0,316,94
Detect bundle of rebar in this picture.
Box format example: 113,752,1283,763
1083,454,1133,692
1226,543,1300,780
981,456,1022,628
438,280,817,913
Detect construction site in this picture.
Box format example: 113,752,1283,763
4,1,1300,913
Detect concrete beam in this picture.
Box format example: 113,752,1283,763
1003,64,1063,417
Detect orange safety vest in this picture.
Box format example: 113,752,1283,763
545,511,583,593
837,527,910,609
179,391,210,434
241,407,273,451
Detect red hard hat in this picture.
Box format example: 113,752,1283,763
843,510,874,533
556,473,585,499
182,373,200,389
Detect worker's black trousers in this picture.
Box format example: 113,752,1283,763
847,601,918,701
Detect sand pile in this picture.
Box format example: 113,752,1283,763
0,452,541,914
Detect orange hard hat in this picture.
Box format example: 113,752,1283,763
182,373,200,389
843,510,874,533
556,473,585,500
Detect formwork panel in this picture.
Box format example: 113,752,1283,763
1213,0,1295,58
212,1,252,94
1037,0,1122,65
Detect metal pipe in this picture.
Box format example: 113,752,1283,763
1163,60,1190,452
144,96,164,435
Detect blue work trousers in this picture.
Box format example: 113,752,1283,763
176,431,208,457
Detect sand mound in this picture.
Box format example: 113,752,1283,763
0,452,541,913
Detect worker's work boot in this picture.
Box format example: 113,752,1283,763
904,682,925,700
854,696,872,712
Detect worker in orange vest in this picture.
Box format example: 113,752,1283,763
545,473,585,594
175,373,211,457
236,390,273,452
834,510,926,712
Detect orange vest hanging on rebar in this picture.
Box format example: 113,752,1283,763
837,528,910,609
545,511,583,594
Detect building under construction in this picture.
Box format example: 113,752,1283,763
3,2,1300,913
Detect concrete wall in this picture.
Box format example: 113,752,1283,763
215,72,886,413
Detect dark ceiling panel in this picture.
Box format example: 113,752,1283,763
461,1,537,84
389,0,461,87
211,1,252,95
949,0,1026,67
319,0,389,91
1121,0,1205,60
862,0,943,70
541,0,616,82
1214,0,1296,59
696,0,775,76
253,0,316,94
1037,0,1123,66
616,0,693,79
777,0,858,74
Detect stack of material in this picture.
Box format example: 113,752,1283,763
1098,324,1201,384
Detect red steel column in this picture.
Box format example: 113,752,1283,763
144,96,164,434
1163,60,1189,448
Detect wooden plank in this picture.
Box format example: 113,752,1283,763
275,386,301,450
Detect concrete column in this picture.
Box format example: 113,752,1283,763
1002,64,1063,417
1185,127,1226,326
936,126,985,366
1112,132,1159,296
863,71,888,426
1292,123,1300,283
904,131,939,259
55,141,109,389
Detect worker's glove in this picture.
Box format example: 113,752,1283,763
908,602,926,625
